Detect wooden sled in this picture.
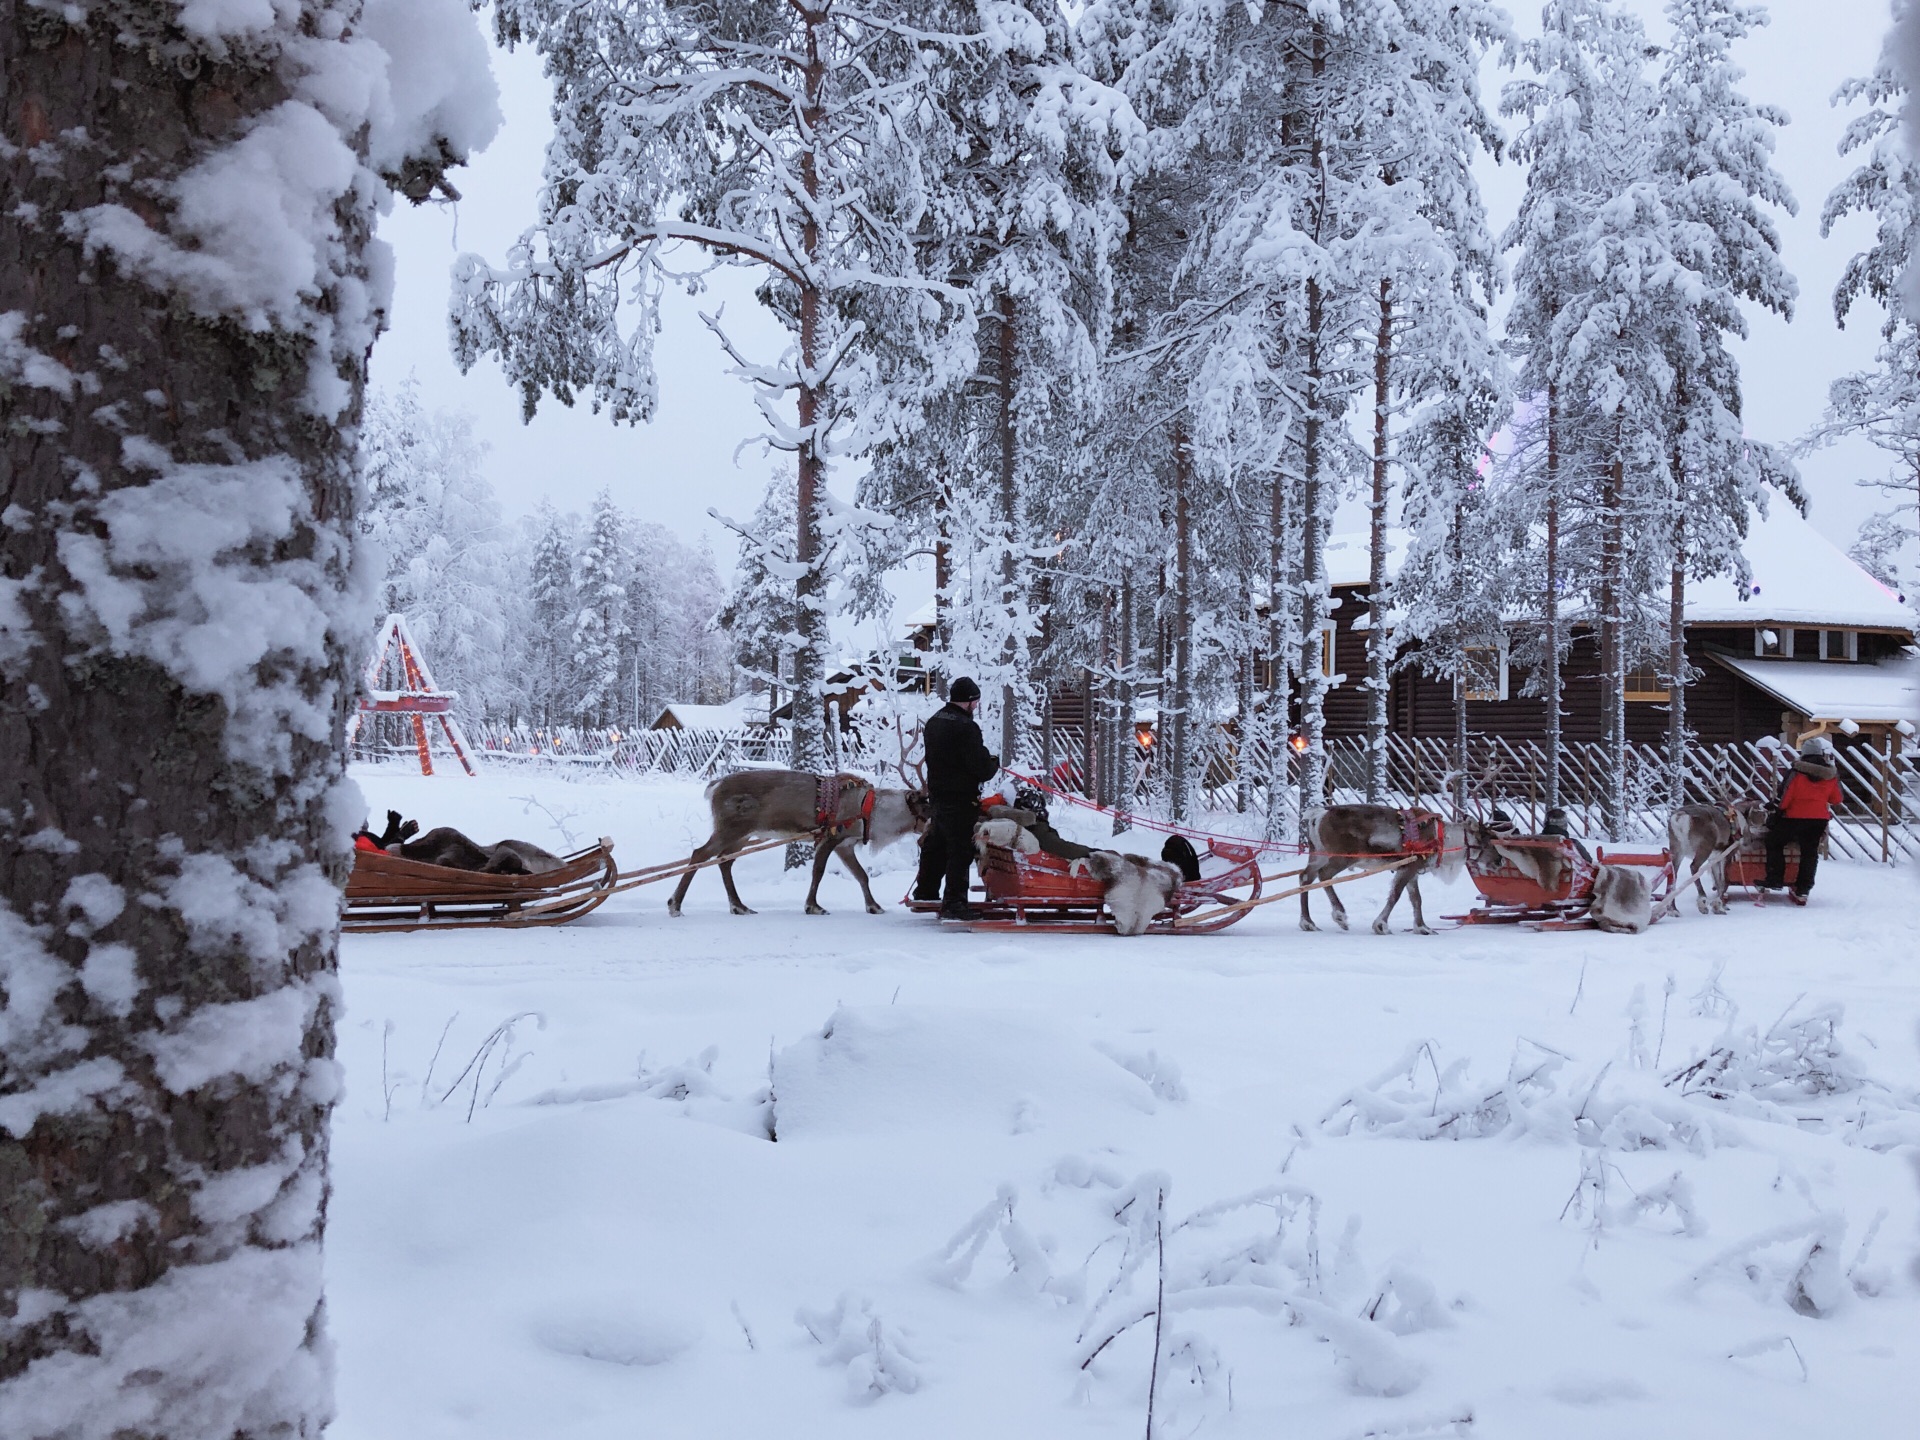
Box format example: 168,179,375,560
344,838,619,933
907,840,1267,934
1448,836,1672,930
1721,842,1800,899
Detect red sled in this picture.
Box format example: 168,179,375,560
1721,841,1801,897
906,839,1266,934
1448,835,1672,929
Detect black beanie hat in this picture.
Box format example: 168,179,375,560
949,676,982,702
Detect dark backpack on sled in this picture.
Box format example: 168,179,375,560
1161,835,1202,884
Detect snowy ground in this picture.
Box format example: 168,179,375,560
327,767,1920,1440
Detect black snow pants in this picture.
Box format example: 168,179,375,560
1763,816,1827,895
913,801,978,910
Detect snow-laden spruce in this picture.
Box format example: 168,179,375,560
0,3,495,1436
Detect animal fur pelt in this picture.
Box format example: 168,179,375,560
1083,850,1182,937
974,817,1041,860
392,827,563,876
1589,864,1654,934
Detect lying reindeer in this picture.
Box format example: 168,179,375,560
667,769,930,917
1300,805,1462,935
393,826,564,876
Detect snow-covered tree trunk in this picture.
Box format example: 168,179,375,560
0,2,493,1433
1366,280,1394,804
1169,423,1193,822
1265,455,1294,842
1674,506,1689,806
1601,441,1628,835
1543,387,1563,814
1296,276,1331,840
997,295,1020,763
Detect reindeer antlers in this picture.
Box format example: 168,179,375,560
893,713,927,792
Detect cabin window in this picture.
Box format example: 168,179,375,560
1755,627,1792,658
1320,628,1338,680
1819,630,1857,662
1459,642,1508,702
1624,664,1670,702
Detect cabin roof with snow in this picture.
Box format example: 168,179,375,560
650,696,764,730
1678,499,1913,630
1323,493,1914,637
1708,652,1920,728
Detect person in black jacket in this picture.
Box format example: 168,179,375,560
912,677,1001,918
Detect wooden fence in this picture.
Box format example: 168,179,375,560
356,714,1916,864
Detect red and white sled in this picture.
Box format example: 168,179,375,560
906,839,1268,935
1449,836,1673,930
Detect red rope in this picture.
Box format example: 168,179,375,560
1005,767,1306,855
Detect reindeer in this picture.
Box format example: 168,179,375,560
393,826,563,875
666,769,930,917
1462,810,1574,898
1299,805,1464,935
1659,799,1770,918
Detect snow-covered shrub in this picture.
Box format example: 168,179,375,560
795,1293,923,1404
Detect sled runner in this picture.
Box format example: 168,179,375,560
906,838,1267,934
343,839,619,933
1448,834,1672,929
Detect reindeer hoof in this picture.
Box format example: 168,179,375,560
865,901,886,915
805,903,827,916
1411,924,1433,937
730,904,756,916
666,901,682,917
1372,921,1391,936
1299,918,1318,933
1334,916,1349,932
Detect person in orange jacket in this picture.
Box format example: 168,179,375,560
1761,737,1842,905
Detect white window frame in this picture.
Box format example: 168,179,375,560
1819,629,1858,662
1459,637,1509,703
1755,626,1793,658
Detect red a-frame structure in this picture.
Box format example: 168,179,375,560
346,613,478,776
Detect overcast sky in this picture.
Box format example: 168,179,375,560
369,0,1905,578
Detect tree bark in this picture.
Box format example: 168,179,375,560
1366,279,1393,803
1668,509,1688,809
1265,446,1293,841
996,293,1019,762
1543,384,1562,815
0,6,401,1432
1169,423,1193,822
791,8,829,773
1297,274,1329,840
1601,432,1627,835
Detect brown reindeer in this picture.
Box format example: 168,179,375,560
1659,800,1770,918
666,769,930,916
1299,805,1463,935
393,827,563,875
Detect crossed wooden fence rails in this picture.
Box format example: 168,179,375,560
353,719,1917,866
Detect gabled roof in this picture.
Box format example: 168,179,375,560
651,696,765,729
1682,496,1913,630
1321,492,1913,636
1710,652,1920,727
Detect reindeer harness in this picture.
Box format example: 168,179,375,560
814,774,877,841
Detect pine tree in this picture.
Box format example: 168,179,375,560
719,471,803,726
1,2,494,1431
1807,9,1920,602
1653,0,1799,801
572,491,629,727
455,0,975,770
525,503,579,727
359,381,513,721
